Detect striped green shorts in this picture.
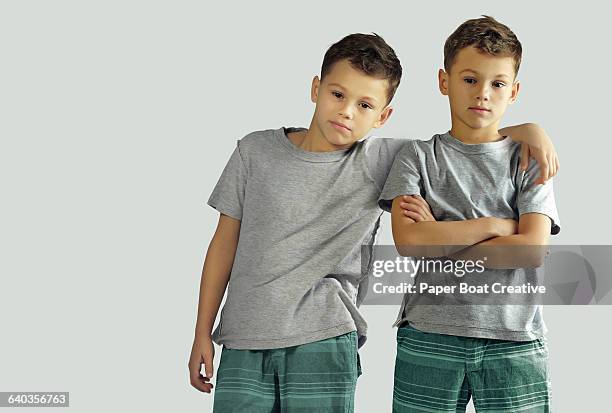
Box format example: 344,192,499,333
393,325,551,413
213,331,361,413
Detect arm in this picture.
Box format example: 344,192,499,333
391,196,517,257
499,123,560,184
188,213,241,393
451,213,551,269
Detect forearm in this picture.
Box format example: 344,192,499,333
394,218,497,246
391,197,514,257
452,234,548,269
194,216,240,337
499,123,541,142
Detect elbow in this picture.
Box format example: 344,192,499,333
393,230,415,246
517,244,548,268
392,227,429,257
525,249,547,268
392,234,414,257
519,255,544,269
392,228,414,256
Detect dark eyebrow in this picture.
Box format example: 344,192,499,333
459,69,512,80
327,83,379,103
328,82,346,90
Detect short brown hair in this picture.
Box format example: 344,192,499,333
321,33,402,105
444,16,522,76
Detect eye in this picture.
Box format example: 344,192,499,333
493,81,506,88
360,102,373,110
463,77,476,85
332,91,343,99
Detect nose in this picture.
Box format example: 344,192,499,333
476,84,491,101
338,102,354,119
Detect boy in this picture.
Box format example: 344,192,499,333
379,17,560,412
189,32,558,413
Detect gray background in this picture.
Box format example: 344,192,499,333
1,0,610,412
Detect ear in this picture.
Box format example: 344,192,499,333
373,106,394,128
310,76,321,103
508,80,520,104
438,69,449,96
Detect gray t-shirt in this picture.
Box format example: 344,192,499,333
378,132,560,341
207,127,405,349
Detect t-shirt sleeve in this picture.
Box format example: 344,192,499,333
206,143,247,220
517,159,561,235
377,141,422,212
363,137,409,191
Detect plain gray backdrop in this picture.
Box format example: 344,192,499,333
1,1,610,412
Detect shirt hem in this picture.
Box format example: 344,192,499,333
401,319,546,342
213,321,358,350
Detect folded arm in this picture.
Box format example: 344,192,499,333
391,196,517,257
451,213,551,269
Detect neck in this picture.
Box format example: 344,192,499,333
449,118,503,144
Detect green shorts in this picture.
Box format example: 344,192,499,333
393,325,551,413
213,331,361,413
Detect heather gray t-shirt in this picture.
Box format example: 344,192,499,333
207,127,406,349
378,132,560,341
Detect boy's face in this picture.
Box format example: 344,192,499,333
309,59,393,150
439,46,520,137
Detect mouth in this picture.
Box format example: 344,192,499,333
330,121,352,132
468,107,491,114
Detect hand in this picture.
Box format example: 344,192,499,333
517,124,560,184
399,195,436,222
188,334,215,393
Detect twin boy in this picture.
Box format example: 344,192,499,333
190,16,559,413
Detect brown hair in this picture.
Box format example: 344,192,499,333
321,33,402,105
444,16,522,76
